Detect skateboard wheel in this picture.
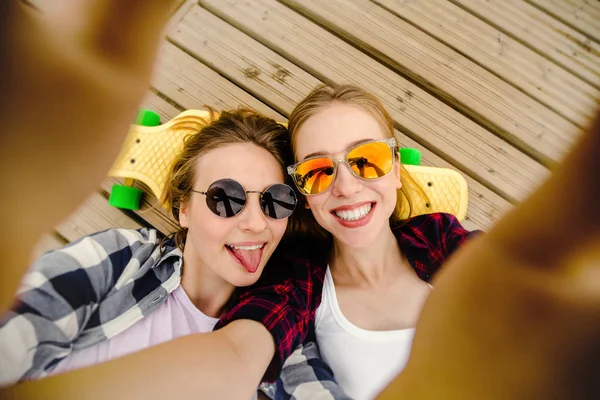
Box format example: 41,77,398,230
135,109,161,127
399,148,421,166
109,184,143,210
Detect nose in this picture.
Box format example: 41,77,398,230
238,193,268,233
331,162,362,198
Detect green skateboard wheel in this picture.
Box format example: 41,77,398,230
109,184,143,210
399,148,421,166
135,109,161,127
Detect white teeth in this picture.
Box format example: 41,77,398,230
334,203,372,221
228,244,264,250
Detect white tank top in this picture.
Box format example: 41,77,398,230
315,267,417,400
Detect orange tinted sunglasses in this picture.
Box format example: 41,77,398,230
287,138,397,195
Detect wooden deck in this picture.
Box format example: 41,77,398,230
34,0,599,257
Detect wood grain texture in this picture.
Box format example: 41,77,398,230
171,4,512,230
55,192,143,242
372,0,599,128
196,0,547,204
154,42,284,120
452,0,600,89
527,0,600,43
279,0,583,165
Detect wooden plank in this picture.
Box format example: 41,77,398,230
153,42,284,120
101,178,179,236
170,5,512,230
166,0,199,32
193,1,546,203
169,17,318,116
372,0,599,128
142,91,183,122
279,0,583,165
55,192,144,242
451,0,600,89
527,0,600,44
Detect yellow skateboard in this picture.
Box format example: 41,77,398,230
108,109,468,221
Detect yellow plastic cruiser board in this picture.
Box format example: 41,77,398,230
400,164,468,220
108,109,468,221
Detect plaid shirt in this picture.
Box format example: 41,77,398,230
0,228,183,384
1,213,474,397
218,213,479,398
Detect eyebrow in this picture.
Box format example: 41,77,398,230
302,138,375,160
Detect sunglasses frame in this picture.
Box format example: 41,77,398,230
287,138,398,196
191,178,297,219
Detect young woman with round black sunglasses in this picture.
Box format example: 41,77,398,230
0,108,297,399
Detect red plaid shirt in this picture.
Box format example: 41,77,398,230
216,213,478,381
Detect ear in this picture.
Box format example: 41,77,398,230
395,156,402,190
179,201,190,228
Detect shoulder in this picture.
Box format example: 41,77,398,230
31,228,162,278
393,213,480,279
393,212,475,245
394,212,460,232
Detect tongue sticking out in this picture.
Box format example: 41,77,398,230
230,247,263,273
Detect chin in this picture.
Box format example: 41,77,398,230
335,229,382,249
227,269,264,288
341,238,377,250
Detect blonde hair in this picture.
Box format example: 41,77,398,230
287,84,428,239
161,107,292,250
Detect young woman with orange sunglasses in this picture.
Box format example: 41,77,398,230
259,84,477,399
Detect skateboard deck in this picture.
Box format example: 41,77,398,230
109,109,468,220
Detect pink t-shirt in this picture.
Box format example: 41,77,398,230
50,285,219,374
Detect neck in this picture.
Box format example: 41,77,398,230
330,226,408,286
180,246,235,318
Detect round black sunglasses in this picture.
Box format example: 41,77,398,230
191,178,297,220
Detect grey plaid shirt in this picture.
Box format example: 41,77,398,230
0,227,350,397
0,228,182,384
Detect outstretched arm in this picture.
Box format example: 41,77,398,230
1,230,303,399
0,0,178,313
379,111,600,399
3,320,274,400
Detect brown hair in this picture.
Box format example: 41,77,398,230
161,107,292,250
287,84,428,239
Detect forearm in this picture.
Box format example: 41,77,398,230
2,320,274,400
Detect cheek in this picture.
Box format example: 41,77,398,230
189,212,235,246
306,195,327,211
306,197,332,225
269,219,288,241
377,178,399,206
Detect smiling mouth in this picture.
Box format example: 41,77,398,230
332,203,374,221
225,243,266,273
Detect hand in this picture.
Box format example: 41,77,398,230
379,112,600,399
0,0,178,312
